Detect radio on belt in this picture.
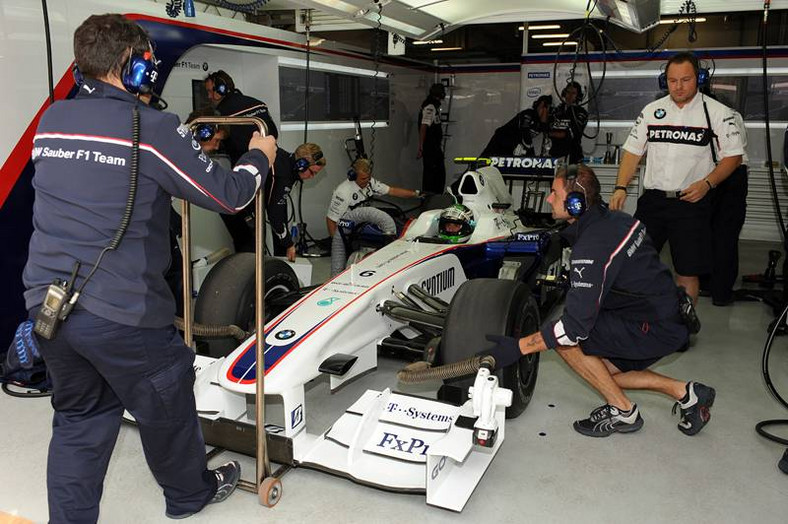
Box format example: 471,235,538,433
34,261,81,340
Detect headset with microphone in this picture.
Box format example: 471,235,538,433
563,164,587,218
121,45,159,95
208,71,230,97
657,55,710,91
194,123,217,142
295,150,324,174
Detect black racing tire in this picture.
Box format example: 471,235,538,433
441,278,540,419
194,254,299,358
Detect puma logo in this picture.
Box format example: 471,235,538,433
573,267,586,279
82,84,96,94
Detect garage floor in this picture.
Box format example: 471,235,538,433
2,241,788,523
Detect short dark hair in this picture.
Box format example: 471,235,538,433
206,70,235,94
73,14,150,80
666,51,700,77
429,83,445,98
555,163,601,207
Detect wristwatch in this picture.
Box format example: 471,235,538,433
614,185,627,193
704,179,715,190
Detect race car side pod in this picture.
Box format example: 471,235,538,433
396,355,496,383
377,300,445,329
407,284,450,314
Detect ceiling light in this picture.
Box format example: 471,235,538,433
413,39,443,45
431,46,463,51
658,17,707,24
532,33,570,39
519,24,561,31
542,41,578,47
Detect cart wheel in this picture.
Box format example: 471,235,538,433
258,477,282,507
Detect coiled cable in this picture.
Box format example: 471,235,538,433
397,355,495,383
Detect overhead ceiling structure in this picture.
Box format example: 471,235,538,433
282,0,788,39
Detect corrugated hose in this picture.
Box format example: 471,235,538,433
397,355,495,383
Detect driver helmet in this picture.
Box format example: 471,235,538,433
438,204,475,243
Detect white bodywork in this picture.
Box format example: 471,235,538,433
193,165,540,510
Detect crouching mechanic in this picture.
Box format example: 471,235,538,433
268,143,326,261
22,14,276,522
326,158,421,237
484,164,715,438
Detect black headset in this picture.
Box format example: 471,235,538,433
657,55,710,91
209,71,229,96
295,150,323,174
564,164,587,218
561,81,584,103
121,45,159,95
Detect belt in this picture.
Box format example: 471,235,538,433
644,189,682,199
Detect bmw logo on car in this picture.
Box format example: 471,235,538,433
275,329,296,340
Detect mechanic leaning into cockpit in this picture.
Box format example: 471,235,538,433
479,94,552,158
21,14,276,522
484,164,716,439
267,142,327,261
325,158,422,237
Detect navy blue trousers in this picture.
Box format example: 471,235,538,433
36,308,215,523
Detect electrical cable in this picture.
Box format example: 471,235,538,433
41,0,54,105
369,0,383,166
304,11,311,144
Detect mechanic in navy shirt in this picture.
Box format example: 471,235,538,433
485,164,715,438
22,14,276,522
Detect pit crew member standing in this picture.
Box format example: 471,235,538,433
326,158,420,237
268,143,326,261
549,82,588,163
417,83,447,194
22,14,276,522
205,69,279,252
610,52,743,302
485,165,715,438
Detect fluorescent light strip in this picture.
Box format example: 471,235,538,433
281,121,389,131
658,17,707,24
532,33,570,39
519,24,561,31
542,41,578,47
413,39,443,45
278,57,388,78
431,47,463,51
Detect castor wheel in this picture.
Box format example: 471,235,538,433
258,476,282,507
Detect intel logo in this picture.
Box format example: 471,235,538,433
526,87,542,98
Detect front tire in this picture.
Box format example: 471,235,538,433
441,278,540,418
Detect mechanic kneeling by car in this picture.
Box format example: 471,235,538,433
484,164,715,438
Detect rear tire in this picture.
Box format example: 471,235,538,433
194,254,299,357
441,278,540,418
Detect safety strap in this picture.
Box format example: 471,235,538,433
701,97,719,164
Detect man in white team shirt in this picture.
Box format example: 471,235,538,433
610,52,743,303
325,158,421,237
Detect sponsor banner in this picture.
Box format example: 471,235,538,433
487,156,558,176
347,390,459,432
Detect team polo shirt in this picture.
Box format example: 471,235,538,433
326,178,391,222
623,93,744,191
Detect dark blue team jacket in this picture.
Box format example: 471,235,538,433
23,79,270,328
541,204,682,349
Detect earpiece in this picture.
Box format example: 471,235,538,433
121,46,159,95
347,166,357,181
563,164,587,218
657,63,710,90
211,72,229,96
295,157,311,173
194,123,216,142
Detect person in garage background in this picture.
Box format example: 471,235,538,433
417,82,447,194
480,95,552,158
326,158,422,238
22,14,276,522
205,69,279,253
267,142,327,261
485,164,715,438
549,81,588,163
610,52,744,304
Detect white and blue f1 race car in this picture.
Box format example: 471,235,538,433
189,159,568,511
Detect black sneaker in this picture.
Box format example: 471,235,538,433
673,382,716,436
573,404,644,437
165,461,241,519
